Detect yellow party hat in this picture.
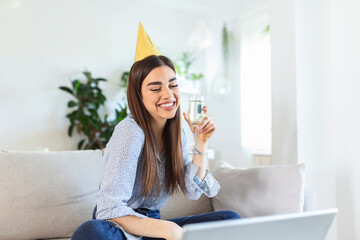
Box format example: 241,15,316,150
134,22,161,62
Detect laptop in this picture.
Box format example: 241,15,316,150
182,208,337,240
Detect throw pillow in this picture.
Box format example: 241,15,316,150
212,161,305,218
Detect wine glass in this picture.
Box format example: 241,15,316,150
188,96,205,155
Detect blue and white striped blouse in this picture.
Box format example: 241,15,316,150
95,114,220,240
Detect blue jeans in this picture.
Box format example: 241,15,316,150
72,205,241,240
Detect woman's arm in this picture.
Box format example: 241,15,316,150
181,127,220,200
110,216,183,240
181,108,221,199
192,141,208,180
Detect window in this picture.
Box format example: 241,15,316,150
240,8,272,155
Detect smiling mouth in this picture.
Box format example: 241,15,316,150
158,102,175,107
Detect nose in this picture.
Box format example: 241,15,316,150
162,86,174,99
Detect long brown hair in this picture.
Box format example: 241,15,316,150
127,55,186,197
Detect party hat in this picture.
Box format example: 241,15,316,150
134,22,161,62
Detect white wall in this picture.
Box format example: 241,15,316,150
274,0,360,239
0,0,203,150
270,0,298,165
330,0,360,238
294,0,337,239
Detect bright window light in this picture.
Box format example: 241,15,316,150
240,9,272,155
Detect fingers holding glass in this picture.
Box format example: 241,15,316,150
203,106,208,117
199,117,212,133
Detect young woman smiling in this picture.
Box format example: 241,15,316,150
72,23,240,240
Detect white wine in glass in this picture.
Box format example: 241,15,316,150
188,96,205,155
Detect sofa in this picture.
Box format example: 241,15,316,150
0,150,316,240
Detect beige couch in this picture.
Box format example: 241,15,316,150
0,150,315,240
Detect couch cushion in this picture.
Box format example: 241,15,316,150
160,192,212,220
0,150,104,240
212,161,305,218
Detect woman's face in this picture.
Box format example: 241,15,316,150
141,65,180,124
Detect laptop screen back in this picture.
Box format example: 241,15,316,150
182,208,337,240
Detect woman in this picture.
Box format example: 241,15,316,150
72,24,240,240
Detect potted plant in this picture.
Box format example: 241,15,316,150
59,71,127,150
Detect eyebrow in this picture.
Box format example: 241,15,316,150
147,77,177,86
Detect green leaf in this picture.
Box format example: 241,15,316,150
98,93,106,105
59,86,73,95
71,79,79,88
76,85,93,97
78,115,89,135
76,80,81,92
83,71,92,81
68,124,75,137
67,101,77,107
82,124,89,135
120,72,129,88
66,110,79,124
88,109,98,118
94,87,102,92
95,78,107,82
262,25,270,35
77,139,86,150
89,118,101,130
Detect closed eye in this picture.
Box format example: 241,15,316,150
150,84,178,92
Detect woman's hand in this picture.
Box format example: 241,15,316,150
165,221,183,240
183,106,217,145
